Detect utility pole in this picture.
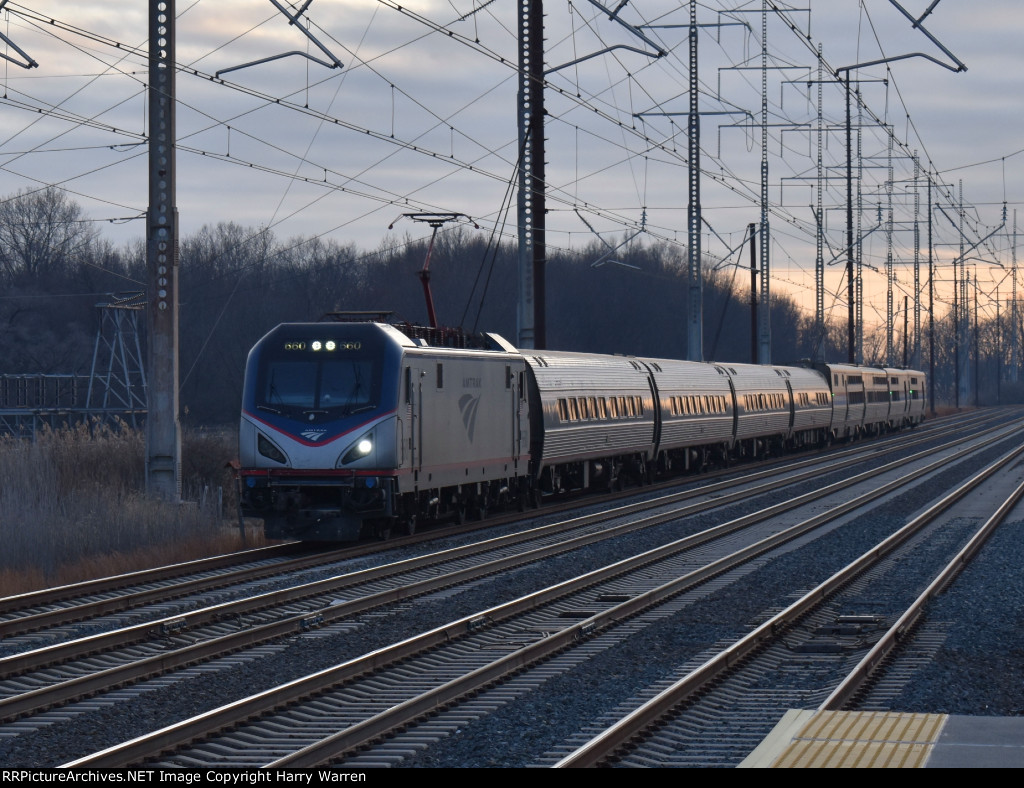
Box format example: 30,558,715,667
856,89,864,363
749,223,758,364
996,294,1002,404
517,0,545,349
886,130,895,366
903,295,909,368
146,0,181,500
913,153,922,368
928,177,936,415
843,73,855,363
972,268,979,406
813,45,824,362
758,0,771,364
956,180,966,407
520,2,662,350
687,0,702,361
637,5,745,362
1013,211,1019,384
835,8,965,366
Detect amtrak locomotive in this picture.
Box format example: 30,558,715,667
238,320,926,541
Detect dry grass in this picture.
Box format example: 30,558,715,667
0,422,265,597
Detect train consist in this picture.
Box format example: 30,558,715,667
238,320,926,541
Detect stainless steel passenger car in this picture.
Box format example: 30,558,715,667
785,366,834,445
815,362,927,440
823,363,868,439
729,363,799,454
523,350,656,491
885,367,927,428
641,358,734,470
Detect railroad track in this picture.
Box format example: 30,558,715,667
0,412,982,664
35,410,1020,768
0,408,988,653
2,413,991,729
549,431,1024,767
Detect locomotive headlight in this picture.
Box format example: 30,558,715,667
340,435,374,466
311,340,323,351
325,340,336,351
257,433,288,465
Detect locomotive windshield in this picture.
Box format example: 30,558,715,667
254,333,383,421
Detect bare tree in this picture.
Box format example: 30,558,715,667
0,187,97,284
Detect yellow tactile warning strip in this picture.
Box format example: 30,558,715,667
767,710,949,768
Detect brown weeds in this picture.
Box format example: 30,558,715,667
0,423,262,597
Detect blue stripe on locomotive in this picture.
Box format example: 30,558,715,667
241,323,403,449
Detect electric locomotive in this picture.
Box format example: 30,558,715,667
238,321,530,540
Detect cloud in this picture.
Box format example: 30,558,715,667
0,0,1018,336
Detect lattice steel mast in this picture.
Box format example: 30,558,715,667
886,129,895,365
757,0,771,364
1013,211,1019,384
813,45,824,362
913,153,921,368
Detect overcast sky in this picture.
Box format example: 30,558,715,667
0,1,1021,326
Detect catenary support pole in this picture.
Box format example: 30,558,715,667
146,0,181,501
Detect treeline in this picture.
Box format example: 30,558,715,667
1,187,1018,424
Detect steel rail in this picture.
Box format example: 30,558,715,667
0,542,303,617
62,421,1023,768
5,414,978,719
819,472,1024,711
0,408,984,641
553,438,1024,767
2,414,972,679
269,423,1024,768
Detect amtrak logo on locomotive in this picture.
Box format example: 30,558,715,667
301,429,328,442
459,394,481,443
